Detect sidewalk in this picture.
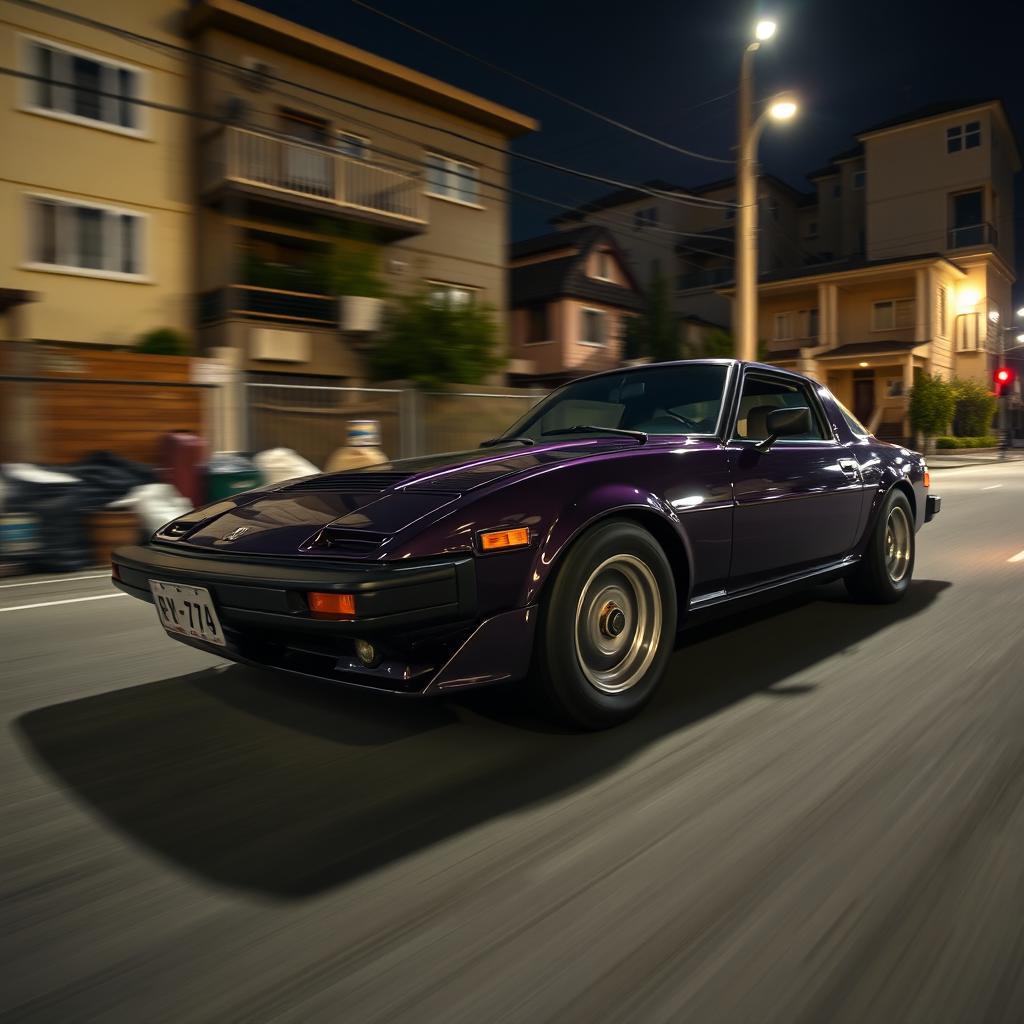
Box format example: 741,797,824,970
927,448,1024,469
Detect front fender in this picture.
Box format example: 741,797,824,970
522,484,694,609
857,447,928,553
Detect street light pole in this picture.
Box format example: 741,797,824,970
735,20,796,363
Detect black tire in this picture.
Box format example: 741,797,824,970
533,518,678,730
844,489,915,604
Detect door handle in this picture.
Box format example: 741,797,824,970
837,458,861,481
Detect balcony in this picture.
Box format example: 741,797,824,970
199,285,338,327
202,127,427,233
947,222,998,250
677,267,734,290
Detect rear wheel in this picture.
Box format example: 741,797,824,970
534,519,677,729
845,489,915,603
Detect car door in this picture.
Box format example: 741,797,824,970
728,369,865,589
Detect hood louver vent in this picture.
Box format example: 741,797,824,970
283,472,415,493
316,528,391,556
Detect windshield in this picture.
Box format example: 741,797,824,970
502,363,730,442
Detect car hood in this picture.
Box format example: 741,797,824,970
169,439,646,556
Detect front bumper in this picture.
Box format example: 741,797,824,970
111,544,535,695
925,494,942,523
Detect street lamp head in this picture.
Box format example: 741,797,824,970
768,95,798,121
755,19,777,41
1017,306,1024,319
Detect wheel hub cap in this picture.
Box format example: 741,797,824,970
884,505,911,583
574,554,663,694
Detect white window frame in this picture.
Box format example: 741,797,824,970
937,285,948,338
871,297,915,332
18,34,148,138
335,131,370,160
424,152,482,208
773,312,795,341
592,250,615,282
579,307,607,346
426,280,478,309
22,192,149,281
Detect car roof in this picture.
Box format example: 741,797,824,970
574,358,815,387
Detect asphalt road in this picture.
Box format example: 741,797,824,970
3,462,1024,1023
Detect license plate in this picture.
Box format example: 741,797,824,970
150,580,226,647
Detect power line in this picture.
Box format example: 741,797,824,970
9,0,738,210
348,0,734,166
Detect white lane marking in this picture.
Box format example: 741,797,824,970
0,572,111,590
0,593,127,613
1009,551,1024,564
982,484,1003,490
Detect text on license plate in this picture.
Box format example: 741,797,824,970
149,580,226,647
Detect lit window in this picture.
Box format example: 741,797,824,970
580,309,606,345
425,153,479,205
25,38,142,132
427,282,475,308
27,195,145,276
336,132,369,159
872,298,915,331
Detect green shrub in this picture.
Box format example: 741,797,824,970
908,371,955,440
371,290,500,386
934,435,999,449
136,327,189,355
950,378,998,437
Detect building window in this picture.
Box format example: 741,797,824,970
336,132,369,159
580,308,606,345
26,195,145,277
593,250,613,281
947,121,982,154
872,298,915,331
937,285,948,337
427,281,476,308
425,153,479,205
633,207,658,230
804,220,818,239
852,169,866,190
773,312,794,341
833,183,842,199
24,37,142,133
525,304,548,344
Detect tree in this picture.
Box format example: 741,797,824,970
136,327,189,355
371,291,500,387
628,275,678,362
950,377,998,437
702,328,734,358
908,371,955,443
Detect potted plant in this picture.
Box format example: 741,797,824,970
325,237,388,333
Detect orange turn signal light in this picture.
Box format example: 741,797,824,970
923,470,931,489
479,527,531,551
308,592,356,616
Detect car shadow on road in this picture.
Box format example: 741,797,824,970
15,579,950,899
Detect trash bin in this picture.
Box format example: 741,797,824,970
205,452,263,502
160,431,207,507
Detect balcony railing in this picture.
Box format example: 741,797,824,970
947,222,998,250
204,127,427,227
200,285,338,327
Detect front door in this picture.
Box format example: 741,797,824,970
729,370,866,589
853,376,875,426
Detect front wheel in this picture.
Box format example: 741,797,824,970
533,519,677,729
845,489,915,603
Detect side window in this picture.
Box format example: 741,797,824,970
733,375,828,441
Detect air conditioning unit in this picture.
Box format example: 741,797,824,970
238,56,274,92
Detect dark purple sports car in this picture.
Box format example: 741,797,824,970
113,359,940,728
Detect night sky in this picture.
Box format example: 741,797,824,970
253,0,1023,300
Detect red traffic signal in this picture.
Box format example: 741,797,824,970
995,367,1013,385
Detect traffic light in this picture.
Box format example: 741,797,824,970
995,367,1014,395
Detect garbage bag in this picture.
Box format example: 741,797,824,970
252,447,319,485
108,483,193,536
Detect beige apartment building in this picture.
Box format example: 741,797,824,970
1,0,192,346
751,100,1020,441
1,0,535,384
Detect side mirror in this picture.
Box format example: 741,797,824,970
754,406,812,452
767,406,812,437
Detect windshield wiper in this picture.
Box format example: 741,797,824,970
479,435,535,448
542,424,648,444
